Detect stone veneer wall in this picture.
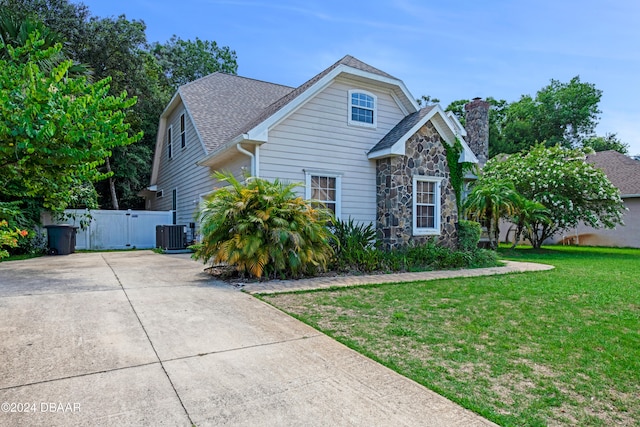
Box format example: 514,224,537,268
376,121,458,250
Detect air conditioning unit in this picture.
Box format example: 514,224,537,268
156,225,187,250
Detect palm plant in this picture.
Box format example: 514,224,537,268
510,198,551,248
194,172,335,279
463,179,520,249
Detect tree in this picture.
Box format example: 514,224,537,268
462,179,521,249
151,35,238,90
509,198,551,249
76,14,169,209
581,133,629,154
0,10,91,77
193,172,334,279
487,77,602,156
0,30,141,211
416,94,440,107
482,145,625,248
0,0,90,58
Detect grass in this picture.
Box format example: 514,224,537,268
260,245,640,426
2,252,44,262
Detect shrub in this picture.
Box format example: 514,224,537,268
457,220,482,252
0,220,28,260
193,172,335,279
467,248,499,268
0,200,41,257
330,218,381,273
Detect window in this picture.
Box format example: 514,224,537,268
180,113,186,149
412,176,444,235
348,90,376,127
167,126,173,159
172,189,177,224
156,190,163,198
305,171,342,218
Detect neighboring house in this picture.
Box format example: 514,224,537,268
144,55,488,249
553,150,640,248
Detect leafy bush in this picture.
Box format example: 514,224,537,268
0,200,43,256
330,218,381,273
0,220,28,260
192,172,335,279
457,220,482,252
467,248,499,268
329,236,499,273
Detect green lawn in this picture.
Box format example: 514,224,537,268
260,246,640,426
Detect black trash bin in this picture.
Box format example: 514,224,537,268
45,225,78,255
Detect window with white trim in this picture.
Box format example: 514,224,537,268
305,172,342,218
348,90,376,127
412,176,444,235
167,126,173,159
180,113,186,149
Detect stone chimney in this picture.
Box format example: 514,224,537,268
464,98,490,167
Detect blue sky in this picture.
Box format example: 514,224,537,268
81,0,640,155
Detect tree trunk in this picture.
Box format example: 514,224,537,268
105,157,119,210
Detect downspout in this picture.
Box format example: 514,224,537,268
236,143,255,177
254,145,260,177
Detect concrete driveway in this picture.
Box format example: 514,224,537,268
0,251,498,426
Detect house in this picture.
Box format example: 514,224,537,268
554,150,640,248
144,55,488,249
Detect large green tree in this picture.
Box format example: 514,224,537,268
0,0,90,58
151,35,238,90
75,14,169,209
488,77,602,156
482,145,625,248
445,77,613,158
0,30,141,211
3,0,238,210
581,133,629,154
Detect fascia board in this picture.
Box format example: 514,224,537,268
197,137,261,167
368,105,479,164
367,145,405,160
368,107,439,159
446,111,467,136
150,116,167,185
150,91,183,185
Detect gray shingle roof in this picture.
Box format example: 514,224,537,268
368,106,436,154
178,73,294,152
586,150,640,196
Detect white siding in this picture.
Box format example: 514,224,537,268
259,77,406,224
148,106,218,227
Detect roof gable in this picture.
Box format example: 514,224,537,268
586,150,640,196
368,104,478,164
234,55,419,143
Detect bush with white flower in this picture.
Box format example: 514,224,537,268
482,144,625,248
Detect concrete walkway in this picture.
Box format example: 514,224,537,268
241,260,554,294
0,251,551,426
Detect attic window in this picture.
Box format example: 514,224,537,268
348,90,376,128
156,190,164,198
